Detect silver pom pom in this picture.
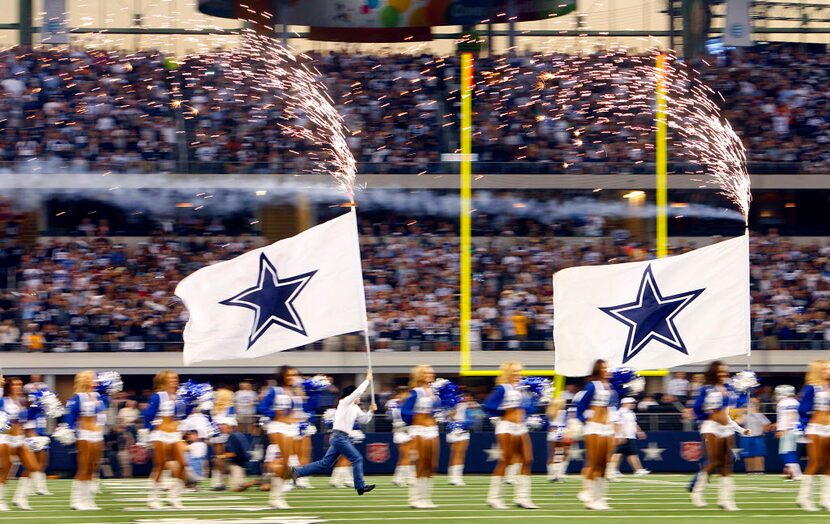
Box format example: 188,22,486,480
97,371,123,395
26,436,51,452
0,411,10,433
40,391,65,418
53,424,77,446
733,370,759,392
526,415,543,430
626,376,646,395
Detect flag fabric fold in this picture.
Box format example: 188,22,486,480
176,211,366,364
553,234,750,376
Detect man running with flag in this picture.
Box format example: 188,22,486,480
291,370,377,496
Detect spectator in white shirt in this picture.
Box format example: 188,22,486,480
666,371,690,401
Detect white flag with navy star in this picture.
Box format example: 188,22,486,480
176,211,366,364
554,234,750,376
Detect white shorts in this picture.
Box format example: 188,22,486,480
0,435,24,448
583,421,615,437
78,430,104,443
495,420,528,436
265,444,280,462
393,430,412,445
700,420,735,438
446,431,470,443
210,434,229,445
150,431,183,444
805,423,830,437
267,421,300,437
409,425,439,439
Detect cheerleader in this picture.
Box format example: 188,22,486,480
773,385,801,481
690,361,749,511
388,387,414,487
292,378,316,489
142,370,190,510
64,371,110,510
401,364,440,509
209,388,236,491
796,359,830,512
446,393,472,486
257,366,304,509
546,397,571,482
0,377,46,510
483,361,538,510
23,380,51,496
575,360,618,511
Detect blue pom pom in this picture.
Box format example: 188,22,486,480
610,367,644,396
432,379,463,412
519,376,553,401
302,375,331,396
447,421,468,433
177,380,214,406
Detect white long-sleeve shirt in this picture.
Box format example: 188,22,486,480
333,379,373,433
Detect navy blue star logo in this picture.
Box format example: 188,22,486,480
220,254,317,349
600,265,704,364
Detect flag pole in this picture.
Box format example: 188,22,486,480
350,205,375,405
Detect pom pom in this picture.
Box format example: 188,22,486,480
323,408,336,428
28,389,64,419
26,436,50,452
519,377,553,404
303,424,317,437
302,375,331,395
96,371,123,395
0,411,10,433
136,428,150,447
526,414,544,430
610,368,645,396
348,429,365,443
431,378,463,412
733,370,759,392
564,418,584,441
177,381,215,406
53,424,77,446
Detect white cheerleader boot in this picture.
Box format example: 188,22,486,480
718,476,738,512
405,465,416,486
210,468,224,490
33,472,51,496
448,465,465,486
821,476,830,511
330,467,346,488
344,467,355,489
408,478,424,508
392,466,406,486
420,478,438,509
505,463,519,485
70,480,83,510
585,479,608,511
0,484,9,511
147,480,164,510
578,478,592,503
546,463,556,481
167,478,184,510
487,476,508,509
12,477,32,510
513,475,539,509
690,472,708,508
269,477,291,510
83,481,101,511
797,475,818,512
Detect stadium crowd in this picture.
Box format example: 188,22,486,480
0,225,827,352
0,45,828,174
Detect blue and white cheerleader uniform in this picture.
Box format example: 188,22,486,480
65,392,109,443
0,394,28,448
575,381,619,437
547,409,568,443
484,384,532,436
401,387,439,439
446,402,471,443
693,384,744,438
143,391,189,444
387,398,412,445
257,386,304,438
799,384,830,437
776,396,801,461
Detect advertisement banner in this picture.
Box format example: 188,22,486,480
42,0,68,45
723,0,753,47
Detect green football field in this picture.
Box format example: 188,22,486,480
0,474,827,524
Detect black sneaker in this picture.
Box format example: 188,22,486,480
211,485,226,492
357,484,376,496
290,466,299,485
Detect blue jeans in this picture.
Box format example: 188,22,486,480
295,431,365,489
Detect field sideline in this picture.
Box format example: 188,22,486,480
0,474,827,524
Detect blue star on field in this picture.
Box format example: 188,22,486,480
220,254,316,349
600,265,704,364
